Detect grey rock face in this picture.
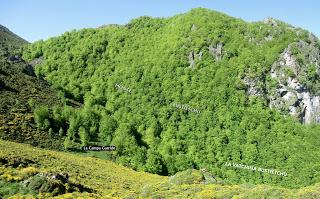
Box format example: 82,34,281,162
9,55,22,62
244,38,320,124
30,57,43,67
191,24,197,31
269,41,320,124
243,77,265,97
301,93,320,123
208,42,223,60
188,50,203,69
188,42,222,69
198,51,203,60
188,51,196,69
264,35,273,41
263,17,278,27
308,33,318,44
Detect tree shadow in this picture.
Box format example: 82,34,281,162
23,64,36,77
0,69,9,76
0,80,18,92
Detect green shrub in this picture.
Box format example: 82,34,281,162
34,105,50,130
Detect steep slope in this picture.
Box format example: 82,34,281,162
21,8,320,188
268,39,320,123
0,24,27,56
0,25,63,149
1,140,320,198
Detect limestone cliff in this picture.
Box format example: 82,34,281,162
269,39,320,123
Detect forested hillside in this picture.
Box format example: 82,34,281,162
14,8,320,189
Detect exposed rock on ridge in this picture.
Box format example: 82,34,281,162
243,38,320,123
269,40,320,123
208,42,223,60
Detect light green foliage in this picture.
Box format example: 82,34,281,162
98,115,117,144
168,169,204,185
34,105,50,130
78,126,88,146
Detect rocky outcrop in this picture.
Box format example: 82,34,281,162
269,41,320,123
191,24,197,31
188,51,196,68
208,42,223,60
263,17,278,27
264,34,273,41
243,38,320,124
188,50,203,69
243,77,265,97
30,57,43,66
269,77,320,123
9,55,22,62
308,33,318,45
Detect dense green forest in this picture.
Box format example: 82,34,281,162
21,8,320,189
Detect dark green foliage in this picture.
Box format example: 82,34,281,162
145,149,164,174
0,180,35,198
0,24,63,150
26,175,66,196
21,8,320,188
27,175,49,192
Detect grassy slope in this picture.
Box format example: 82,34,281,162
0,139,164,198
1,139,320,199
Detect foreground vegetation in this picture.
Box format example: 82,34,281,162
1,140,320,198
20,8,320,188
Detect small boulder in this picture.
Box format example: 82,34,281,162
9,55,22,62
191,24,197,31
169,169,203,185
263,17,278,27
